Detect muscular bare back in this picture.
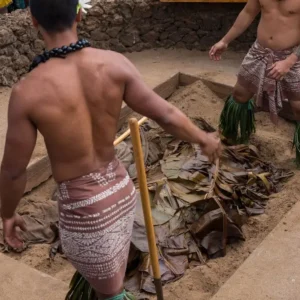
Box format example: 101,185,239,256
16,49,127,181
257,0,300,50
6,46,219,184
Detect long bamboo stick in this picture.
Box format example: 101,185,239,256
114,116,148,146
129,118,164,300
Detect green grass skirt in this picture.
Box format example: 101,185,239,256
219,95,255,144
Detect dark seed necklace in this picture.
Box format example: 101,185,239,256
29,39,91,72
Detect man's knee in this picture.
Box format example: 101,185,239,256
232,81,254,104
232,88,252,104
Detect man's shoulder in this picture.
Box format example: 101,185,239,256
89,48,133,80
89,48,128,68
15,72,37,93
10,70,43,110
12,76,33,99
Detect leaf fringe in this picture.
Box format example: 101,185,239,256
65,271,97,300
66,271,136,300
220,96,255,144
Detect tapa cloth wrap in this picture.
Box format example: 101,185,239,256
58,158,137,295
238,40,300,123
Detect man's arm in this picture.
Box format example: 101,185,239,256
286,46,300,66
209,0,260,60
0,86,37,220
117,56,221,162
221,0,261,45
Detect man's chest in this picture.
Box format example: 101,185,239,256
259,0,300,15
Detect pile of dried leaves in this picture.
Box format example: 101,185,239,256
123,118,293,296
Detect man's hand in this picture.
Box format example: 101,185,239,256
2,213,26,250
201,132,222,163
268,59,294,81
209,41,228,61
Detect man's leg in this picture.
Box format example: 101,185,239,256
289,100,300,120
96,287,124,300
97,290,135,300
232,81,255,104
219,80,255,144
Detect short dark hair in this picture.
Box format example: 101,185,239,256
30,0,79,33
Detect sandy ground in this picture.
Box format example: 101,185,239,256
1,49,299,298
125,48,245,87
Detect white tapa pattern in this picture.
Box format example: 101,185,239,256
60,209,135,279
62,174,130,210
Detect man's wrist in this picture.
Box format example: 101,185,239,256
197,131,208,147
286,53,298,67
293,45,300,59
221,38,230,46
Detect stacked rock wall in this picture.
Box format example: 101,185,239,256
0,0,257,86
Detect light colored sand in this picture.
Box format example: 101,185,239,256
125,48,243,87
0,253,68,300
212,201,300,300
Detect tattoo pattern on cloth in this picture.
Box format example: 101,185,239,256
57,159,137,294
238,41,300,123
60,209,135,279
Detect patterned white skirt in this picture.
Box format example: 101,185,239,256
58,158,136,295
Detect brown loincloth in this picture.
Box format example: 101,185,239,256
238,40,300,123
57,158,137,295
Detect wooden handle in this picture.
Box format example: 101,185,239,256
114,116,148,146
129,118,161,280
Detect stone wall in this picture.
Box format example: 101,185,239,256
0,0,258,86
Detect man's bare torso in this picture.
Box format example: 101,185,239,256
257,0,300,50
21,48,125,182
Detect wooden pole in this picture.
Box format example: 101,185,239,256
114,116,148,146
129,118,164,300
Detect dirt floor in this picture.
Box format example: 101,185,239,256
125,48,245,87
1,50,299,299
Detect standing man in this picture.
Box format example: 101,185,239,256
0,0,221,299
209,0,300,162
